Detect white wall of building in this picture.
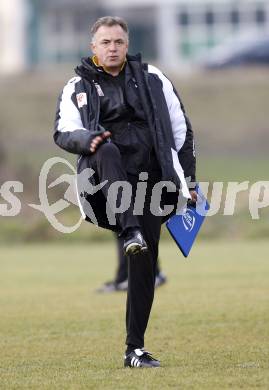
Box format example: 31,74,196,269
0,0,29,73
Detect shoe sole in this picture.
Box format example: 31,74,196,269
124,362,160,368
125,243,148,256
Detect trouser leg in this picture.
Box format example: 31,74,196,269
125,173,162,349
115,234,161,284
89,142,140,233
114,235,128,284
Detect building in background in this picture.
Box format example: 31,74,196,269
0,0,269,73
28,0,103,66
108,0,269,70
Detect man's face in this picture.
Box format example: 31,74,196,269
91,25,128,73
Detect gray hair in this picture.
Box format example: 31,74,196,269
90,16,129,41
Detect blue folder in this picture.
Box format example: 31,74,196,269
166,184,210,257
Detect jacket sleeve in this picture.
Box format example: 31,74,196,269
148,65,196,184
173,95,196,184
53,77,101,156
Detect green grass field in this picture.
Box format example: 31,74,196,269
0,242,268,389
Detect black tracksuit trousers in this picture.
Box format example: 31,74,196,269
115,236,161,284
89,141,162,350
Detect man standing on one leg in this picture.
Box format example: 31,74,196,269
53,16,197,368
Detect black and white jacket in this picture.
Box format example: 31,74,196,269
54,54,196,230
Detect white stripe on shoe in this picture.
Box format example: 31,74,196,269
131,357,141,367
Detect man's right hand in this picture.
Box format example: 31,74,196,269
90,131,111,153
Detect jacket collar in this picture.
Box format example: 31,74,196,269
75,53,145,82
92,55,126,74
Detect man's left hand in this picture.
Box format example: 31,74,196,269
189,190,198,204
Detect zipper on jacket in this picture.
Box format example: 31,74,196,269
92,79,101,131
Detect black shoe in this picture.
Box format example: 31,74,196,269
95,279,128,293
155,272,167,288
124,348,160,368
123,229,148,256
95,281,117,293
116,279,128,291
